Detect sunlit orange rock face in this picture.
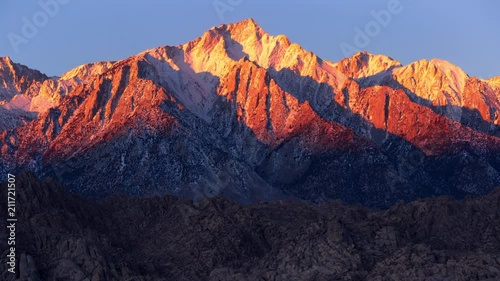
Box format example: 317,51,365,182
218,60,369,153
343,84,498,155
332,52,402,79
0,56,114,131
0,18,499,207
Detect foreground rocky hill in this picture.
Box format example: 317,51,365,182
1,173,499,281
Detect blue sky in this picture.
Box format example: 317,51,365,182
1,0,499,78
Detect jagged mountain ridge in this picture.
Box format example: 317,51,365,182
0,56,114,131
334,52,500,135
0,18,499,207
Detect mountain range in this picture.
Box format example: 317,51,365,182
1,18,499,208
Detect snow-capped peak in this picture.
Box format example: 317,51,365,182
486,76,500,90
391,58,469,106
332,51,402,79
61,61,115,82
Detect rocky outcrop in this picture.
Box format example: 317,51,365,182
0,57,114,131
1,173,499,281
0,57,48,101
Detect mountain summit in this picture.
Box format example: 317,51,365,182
1,19,499,207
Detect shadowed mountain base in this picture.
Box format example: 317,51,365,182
1,173,500,281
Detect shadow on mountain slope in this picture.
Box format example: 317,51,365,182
356,74,500,137
266,67,500,203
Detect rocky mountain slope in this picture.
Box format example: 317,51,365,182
0,56,113,131
0,18,499,208
1,173,500,281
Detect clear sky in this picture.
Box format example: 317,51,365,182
0,0,498,78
